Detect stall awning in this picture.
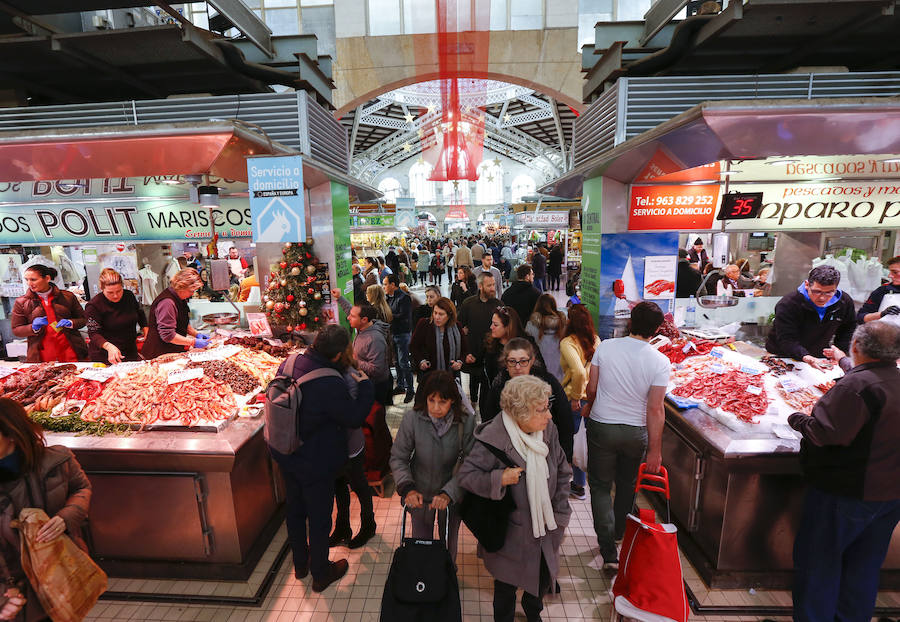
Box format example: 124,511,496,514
541,97,900,198
0,121,299,183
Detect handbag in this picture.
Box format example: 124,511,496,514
458,440,517,553
572,421,588,471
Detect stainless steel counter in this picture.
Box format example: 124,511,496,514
48,419,283,580
660,401,900,589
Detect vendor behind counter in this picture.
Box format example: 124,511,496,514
858,256,900,324
766,265,856,368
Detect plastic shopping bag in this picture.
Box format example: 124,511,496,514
572,423,588,471
14,508,107,622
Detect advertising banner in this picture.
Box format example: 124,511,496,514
354,214,395,228
581,176,603,320
331,182,352,332
513,211,569,228
629,184,720,231
596,232,679,339
247,155,305,243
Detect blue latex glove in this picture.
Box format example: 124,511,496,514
193,334,211,349
56,318,73,329
195,332,210,340
31,317,48,331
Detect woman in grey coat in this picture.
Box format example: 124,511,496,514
389,371,475,563
457,375,572,622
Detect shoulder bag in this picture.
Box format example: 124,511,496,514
458,440,517,553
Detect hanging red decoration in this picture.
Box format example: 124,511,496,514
300,323,307,330
286,294,295,302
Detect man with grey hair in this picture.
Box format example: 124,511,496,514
789,320,900,621
765,264,856,368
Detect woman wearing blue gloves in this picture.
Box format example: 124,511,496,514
142,268,211,359
11,265,87,362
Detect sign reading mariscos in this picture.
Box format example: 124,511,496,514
0,177,252,244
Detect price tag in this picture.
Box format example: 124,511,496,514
264,338,284,347
780,377,806,393
746,384,763,396
740,365,763,375
188,344,241,362
710,363,727,374
79,368,115,382
682,341,697,354
709,348,724,359
109,361,145,375
0,367,19,379
167,367,204,385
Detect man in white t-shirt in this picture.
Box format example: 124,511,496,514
582,302,670,568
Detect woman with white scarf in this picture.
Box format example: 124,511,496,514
409,297,475,383
458,375,572,622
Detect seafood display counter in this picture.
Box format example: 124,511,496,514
48,419,282,580
656,342,900,589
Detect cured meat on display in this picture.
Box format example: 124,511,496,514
645,280,675,296
671,369,769,422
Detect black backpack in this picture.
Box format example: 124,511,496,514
263,354,342,454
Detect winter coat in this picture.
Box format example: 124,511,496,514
479,366,574,462
409,318,470,376
457,415,571,596
526,315,564,382
501,281,540,331
450,277,477,309
454,245,473,269
765,288,856,359
0,446,92,622
390,409,476,504
338,295,391,383
11,285,88,363
548,246,563,276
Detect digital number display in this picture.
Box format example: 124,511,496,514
717,192,764,220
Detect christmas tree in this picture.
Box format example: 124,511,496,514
262,241,327,332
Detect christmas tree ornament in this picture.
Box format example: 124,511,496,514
291,262,299,268
280,279,288,287
314,316,319,323
285,242,293,248
299,308,308,316
286,294,294,302
279,262,287,270
265,300,274,310
274,302,284,312
307,288,314,294
313,292,322,301
299,300,307,307
263,295,269,302
270,271,277,278
306,265,316,275
291,267,301,276
300,323,307,330
306,252,312,259
285,325,293,332
282,248,288,255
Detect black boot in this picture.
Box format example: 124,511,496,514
348,520,377,549
329,524,352,547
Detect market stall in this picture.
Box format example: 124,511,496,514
540,98,900,589
0,120,379,580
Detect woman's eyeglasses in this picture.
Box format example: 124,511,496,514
507,357,533,368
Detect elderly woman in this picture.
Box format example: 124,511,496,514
0,398,92,621
458,375,571,622
480,338,573,464
389,371,475,563
142,268,210,359
85,268,148,364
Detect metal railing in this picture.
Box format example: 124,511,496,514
573,71,900,168
0,91,350,173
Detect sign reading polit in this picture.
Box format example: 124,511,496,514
717,193,764,220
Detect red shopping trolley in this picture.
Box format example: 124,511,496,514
611,464,689,622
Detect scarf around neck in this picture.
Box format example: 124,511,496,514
500,411,557,538
434,322,461,371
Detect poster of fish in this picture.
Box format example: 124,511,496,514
597,232,679,339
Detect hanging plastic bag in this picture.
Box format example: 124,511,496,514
572,422,588,471
13,508,107,622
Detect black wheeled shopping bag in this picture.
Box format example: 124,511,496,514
379,505,462,622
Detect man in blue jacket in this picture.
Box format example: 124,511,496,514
269,324,374,592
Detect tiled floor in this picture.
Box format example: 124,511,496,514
82,279,896,621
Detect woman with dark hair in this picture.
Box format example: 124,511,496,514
11,265,87,363
410,297,473,383
450,266,477,309
480,338,573,461
431,248,445,286
525,294,567,382
143,268,210,359
413,286,441,325
389,371,475,563
482,306,524,390
581,302,669,568
559,304,600,500
0,398,92,621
